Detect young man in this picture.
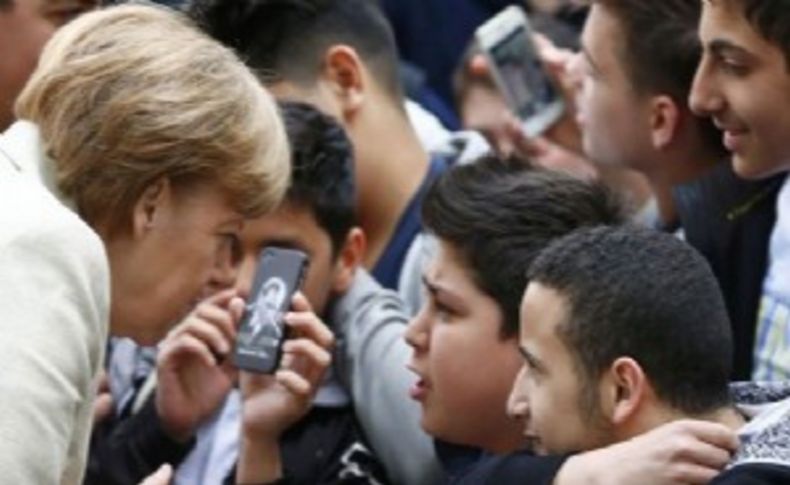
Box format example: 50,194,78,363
0,0,98,131
510,225,790,484
89,102,434,485
572,0,783,380
190,0,446,314
405,158,739,484
690,0,790,382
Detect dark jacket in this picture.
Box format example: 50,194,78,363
673,164,785,379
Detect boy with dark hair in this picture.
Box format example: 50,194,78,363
690,0,790,382
510,225,790,484
405,157,739,484
88,102,429,484
575,0,782,380
189,0,446,314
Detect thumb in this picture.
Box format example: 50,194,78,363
229,296,246,329
139,464,173,485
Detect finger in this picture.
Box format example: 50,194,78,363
282,339,331,387
468,53,490,78
93,393,114,425
139,464,173,485
178,318,234,359
290,292,313,313
160,334,218,369
674,420,739,453
229,296,246,328
96,370,110,393
204,288,239,307
679,439,734,471
503,117,548,159
284,312,334,350
275,369,312,397
666,462,721,485
282,339,332,371
194,304,237,342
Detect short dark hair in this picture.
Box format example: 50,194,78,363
528,225,733,416
280,101,355,254
189,0,403,101
593,0,725,156
422,157,626,339
0,0,12,9
716,0,790,68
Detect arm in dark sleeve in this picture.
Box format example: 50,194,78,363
83,396,196,485
711,464,790,485
452,450,570,485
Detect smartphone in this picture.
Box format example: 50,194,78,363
476,6,565,137
233,247,309,374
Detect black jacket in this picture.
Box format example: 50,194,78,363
673,164,785,380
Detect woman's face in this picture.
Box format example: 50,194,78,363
105,180,244,345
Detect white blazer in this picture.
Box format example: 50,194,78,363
0,122,110,484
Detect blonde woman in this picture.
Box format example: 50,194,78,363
0,4,289,483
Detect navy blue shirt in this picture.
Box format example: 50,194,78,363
372,156,448,291
436,440,569,484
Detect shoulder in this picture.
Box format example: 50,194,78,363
332,270,409,327
713,463,790,485
0,173,107,275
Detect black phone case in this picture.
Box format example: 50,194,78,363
233,247,309,373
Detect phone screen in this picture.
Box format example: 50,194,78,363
234,247,308,373
490,26,559,121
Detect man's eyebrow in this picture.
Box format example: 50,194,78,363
519,345,545,373
708,38,751,58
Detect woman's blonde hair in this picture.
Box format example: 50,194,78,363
16,3,290,231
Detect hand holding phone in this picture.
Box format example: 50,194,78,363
234,247,309,374
476,6,565,137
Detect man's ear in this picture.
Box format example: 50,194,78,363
321,45,366,118
331,227,367,293
131,177,172,239
600,357,647,426
649,95,681,150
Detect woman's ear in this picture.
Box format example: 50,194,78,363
331,227,366,293
131,177,171,239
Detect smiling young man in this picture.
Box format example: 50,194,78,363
690,0,790,382
571,0,782,381
510,225,790,484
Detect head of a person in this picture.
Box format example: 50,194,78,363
0,0,98,131
575,0,724,177
15,4,291,345
210,102,362,320
690,0,790,179
510,225,733,455
190,0,404,127
404,156,625,453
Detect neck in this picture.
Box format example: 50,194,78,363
638,144,719,228
351,100,430,268
621,402,746,443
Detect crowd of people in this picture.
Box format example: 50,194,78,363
1,0,790,484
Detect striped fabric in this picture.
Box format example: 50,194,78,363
753,295,790,381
